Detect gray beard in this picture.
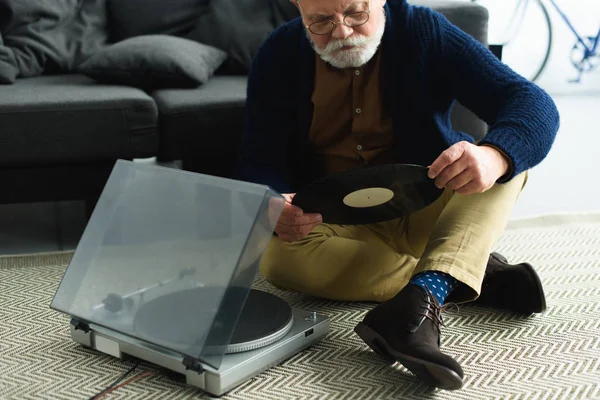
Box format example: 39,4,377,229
306,10,386,69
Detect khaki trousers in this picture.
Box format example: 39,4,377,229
260,172,528,303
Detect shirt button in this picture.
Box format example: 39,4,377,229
355,70,360,76
355,108,361,114
357,144,363,151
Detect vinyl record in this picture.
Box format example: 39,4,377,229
292,164,443,225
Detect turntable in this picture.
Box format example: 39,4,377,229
50,160,330,396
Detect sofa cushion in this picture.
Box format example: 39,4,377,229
106,0,209,43
0,74,158,167
150,75,247,174
77,35,227,90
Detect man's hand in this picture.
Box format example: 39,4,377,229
274,193,323,242
427,141,510,195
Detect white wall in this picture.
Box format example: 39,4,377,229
481,0,600,95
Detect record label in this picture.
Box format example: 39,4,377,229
342,187,394,208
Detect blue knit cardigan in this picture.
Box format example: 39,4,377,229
235,0,560,194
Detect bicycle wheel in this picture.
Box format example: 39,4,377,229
475,0,553,82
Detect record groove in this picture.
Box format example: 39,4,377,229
292,164,443,225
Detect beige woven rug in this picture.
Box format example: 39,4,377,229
1,213,599,400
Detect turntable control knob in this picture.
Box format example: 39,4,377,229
304,311,318,322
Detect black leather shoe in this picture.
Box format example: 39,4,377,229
354,284,463,390
476,252,547,314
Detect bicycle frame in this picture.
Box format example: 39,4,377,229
546,0,599,56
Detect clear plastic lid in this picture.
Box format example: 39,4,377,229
51,160,284,369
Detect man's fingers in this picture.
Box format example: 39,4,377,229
443,169,474,191
428,141,469,179
275,193,322,242
278,212,322,226
276,221,321,242
297,213,323,225
282,200,304,217
267,196,287,226
277,219,321,234
434,157,468,189
282,193,296,203
276,215,323,242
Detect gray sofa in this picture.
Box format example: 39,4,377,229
0,0,490,211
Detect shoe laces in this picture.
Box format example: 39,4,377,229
410,288,459,333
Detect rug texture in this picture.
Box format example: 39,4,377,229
1,213,599,400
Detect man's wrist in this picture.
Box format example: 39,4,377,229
479,143,513,180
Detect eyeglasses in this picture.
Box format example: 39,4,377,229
306,10,370,35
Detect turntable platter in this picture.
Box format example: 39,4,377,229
228,289,293,353
133,288,293,354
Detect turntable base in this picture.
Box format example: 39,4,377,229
70,307,329,396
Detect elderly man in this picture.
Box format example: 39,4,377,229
236,0,560,390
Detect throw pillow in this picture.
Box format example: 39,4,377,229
0,0,108,79
186,0,300,75
0,41,17,84
0,33,17,84
77,35,227,90
106,0,210,43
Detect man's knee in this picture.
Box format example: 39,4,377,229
259,234,328,293
260,250,334,296
259,261,292,291
259,244,291,290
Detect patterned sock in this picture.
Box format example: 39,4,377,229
409,270,458,305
